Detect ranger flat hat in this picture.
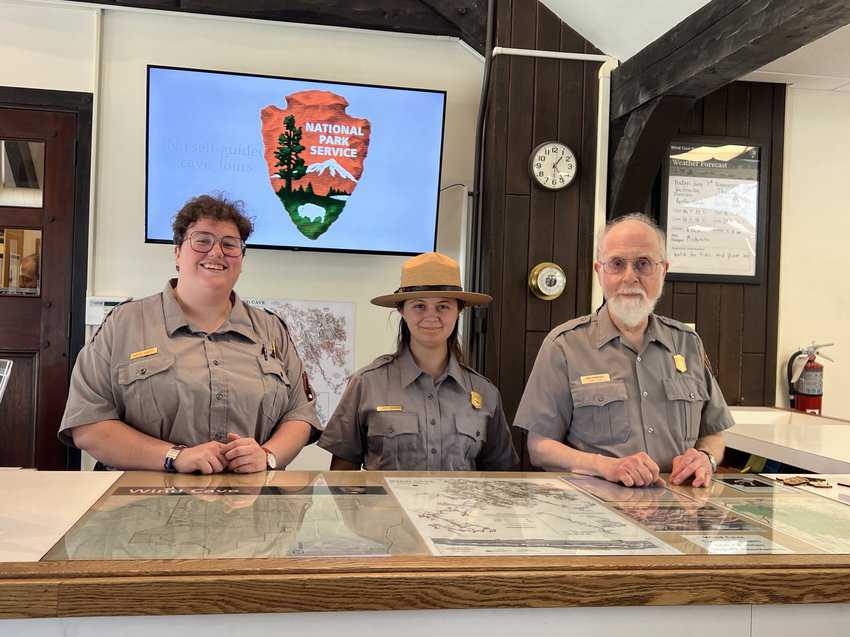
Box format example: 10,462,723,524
371,252,492,307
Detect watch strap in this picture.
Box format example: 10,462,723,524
164,445,186,473
262,446,277,470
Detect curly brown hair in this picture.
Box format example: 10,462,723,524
171,194,254,245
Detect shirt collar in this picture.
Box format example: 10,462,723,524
162,279,258,343
594,304,675,352
399,345,467,390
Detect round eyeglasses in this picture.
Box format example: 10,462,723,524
185,231,245,257
601,256,663,277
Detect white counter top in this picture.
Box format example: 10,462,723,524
0,470,121,562
727,407,850,473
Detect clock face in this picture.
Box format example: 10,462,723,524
529,142,577,190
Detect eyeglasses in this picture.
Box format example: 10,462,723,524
184,231,245,257
601,256,663,277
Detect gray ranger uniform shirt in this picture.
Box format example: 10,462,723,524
59,280,321,448
318,346,517,470
513,306,733,472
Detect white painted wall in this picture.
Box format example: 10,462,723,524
0,0,96,92
776,88,850,420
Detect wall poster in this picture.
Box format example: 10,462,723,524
660,138,768,283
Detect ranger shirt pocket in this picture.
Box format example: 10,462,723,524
366,412,422,470
258,356,291,424
662,376,709,446
117,354,176,432
570,380,630,447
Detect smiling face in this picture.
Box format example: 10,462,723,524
174,217,243,295
594,219,668,328
399,297,460,350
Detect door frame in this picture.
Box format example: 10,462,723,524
0,86,93,469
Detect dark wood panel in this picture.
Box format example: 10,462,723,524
741,353,766,407
672,290,696,324
499,195,531,421
701,86,727,136
763,84,786,405
718,285,744,404
504,0,537,196
526,5,561,332
656,286,673,317
675,281,696,294
575,52,599,315
0,352,37,466
695,284,722,377
725,82,750,137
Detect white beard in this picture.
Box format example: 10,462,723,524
607,286,658,328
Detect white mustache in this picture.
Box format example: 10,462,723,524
616,286,647,299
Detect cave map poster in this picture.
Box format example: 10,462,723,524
146,66,445,255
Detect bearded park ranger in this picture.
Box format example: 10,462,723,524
514,213,733,488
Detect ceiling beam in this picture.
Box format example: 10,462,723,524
71,1,485,51
611,0,850,121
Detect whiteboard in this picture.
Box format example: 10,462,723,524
663,142,762,279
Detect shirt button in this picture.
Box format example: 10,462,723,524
214,432,227,442
431,448,437,455
139,368,147,375
388,427,394,434
637,356,642,363
642,391,648,398
596,396,604,403
427,394,434,400
213,360,220,366
216,392,224,400
475,431,481,438
648,426,655,433
430,419,436,425
689,392,696,399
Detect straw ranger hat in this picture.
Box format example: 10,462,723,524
371,252,492,307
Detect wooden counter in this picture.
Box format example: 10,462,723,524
2,470,850,620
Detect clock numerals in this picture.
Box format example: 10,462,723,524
529,141,577,191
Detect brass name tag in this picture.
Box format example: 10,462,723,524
580,373,611,385
376,405,403,412
673,354,687,373
129,347,158,360
470,391,482,409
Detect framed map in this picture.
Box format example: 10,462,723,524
660,137,769,283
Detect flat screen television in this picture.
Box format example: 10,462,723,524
146,65,446,255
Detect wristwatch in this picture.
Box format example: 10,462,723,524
262,446,277,470
696,448,717,473
164,445,186,473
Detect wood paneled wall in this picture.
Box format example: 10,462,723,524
650,82,785,408
476,0,601,466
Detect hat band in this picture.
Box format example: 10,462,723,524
396,284,463,293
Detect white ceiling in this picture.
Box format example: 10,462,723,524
541,0,850,93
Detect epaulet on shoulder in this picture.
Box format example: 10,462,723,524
549,314,592,338
262,307,290,330
656,314,696,333
459,361,488,380
91,297,134,340
360,354,394,374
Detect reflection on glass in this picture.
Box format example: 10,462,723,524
0,140,45,208
0,228,42,296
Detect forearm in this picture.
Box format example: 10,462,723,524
72,420,172,471
264,420,313,468
695,432,725,463
527,433,608,476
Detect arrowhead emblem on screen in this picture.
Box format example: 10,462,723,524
261,90,371,240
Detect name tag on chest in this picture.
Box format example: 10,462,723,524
580,373,611,385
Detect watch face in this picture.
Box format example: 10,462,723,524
529,142,577,190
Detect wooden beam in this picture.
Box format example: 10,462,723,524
611,0,850,120
71,1,473,46
608,95,695,215
419,0,487,54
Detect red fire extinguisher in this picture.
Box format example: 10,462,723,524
787,342,834,415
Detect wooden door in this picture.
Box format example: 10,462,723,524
0,107,77,468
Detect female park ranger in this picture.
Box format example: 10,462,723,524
319,252,516,471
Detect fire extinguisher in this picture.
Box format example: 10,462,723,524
787,342,834,415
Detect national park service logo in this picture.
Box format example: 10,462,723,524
261,91,371,240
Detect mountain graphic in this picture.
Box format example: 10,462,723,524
306,159,358,182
